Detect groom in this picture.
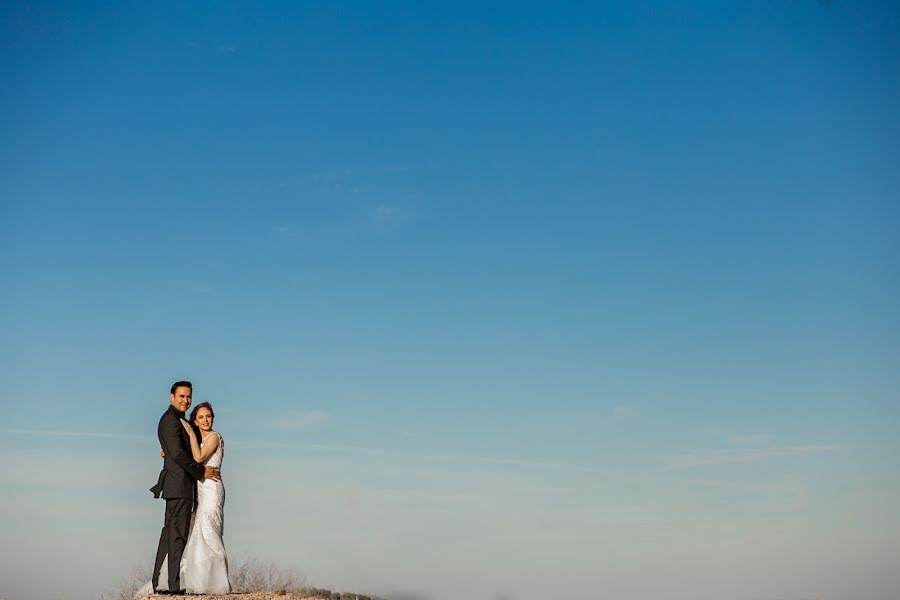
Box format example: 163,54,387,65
149,380,220,594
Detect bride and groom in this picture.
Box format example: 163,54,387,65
136,381,232,596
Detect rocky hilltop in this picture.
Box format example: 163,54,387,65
142,592,380,600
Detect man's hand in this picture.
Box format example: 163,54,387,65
160,448,166,458
204,466,221,481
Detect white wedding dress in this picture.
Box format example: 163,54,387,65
136,432,231,596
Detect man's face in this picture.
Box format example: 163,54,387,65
170,386,192,413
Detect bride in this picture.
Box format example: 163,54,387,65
136,402,231,596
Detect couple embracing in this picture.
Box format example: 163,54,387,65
136,381,232,596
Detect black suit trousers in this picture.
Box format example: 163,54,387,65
152,498,193,591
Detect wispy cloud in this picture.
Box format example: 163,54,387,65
685,478,801,494
667,444,844,469
271,225,293,235
375,204,399,219
232,438,594,472
727,433,772,445
612,403,638,416
187,281,214,294
229,438,387,456
1,428,155,442
3,428,592,472
270,408,329,429
204,258,226,270
273,165,408,191
419,452,594,472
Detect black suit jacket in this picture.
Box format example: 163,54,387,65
150,405,206,499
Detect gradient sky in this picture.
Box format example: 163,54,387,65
1,2,899,600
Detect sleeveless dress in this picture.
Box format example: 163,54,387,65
136,432,231,596
180,431,231,593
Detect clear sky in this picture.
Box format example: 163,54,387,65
1,2,898,599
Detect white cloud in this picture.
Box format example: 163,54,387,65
270,409,329,429
667,444,844,469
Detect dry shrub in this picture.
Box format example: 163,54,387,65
228,557,383,599
229,555,308,593
97,562,151,600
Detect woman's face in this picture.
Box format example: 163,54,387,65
194,407,213,432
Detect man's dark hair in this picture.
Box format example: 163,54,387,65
170,380,193,395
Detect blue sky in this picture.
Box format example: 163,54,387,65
1,2,898,599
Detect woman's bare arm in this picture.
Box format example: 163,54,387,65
180,419,219,463
196,430,220,462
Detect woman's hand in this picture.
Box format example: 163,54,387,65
179,417,205,463
180,418,196,438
